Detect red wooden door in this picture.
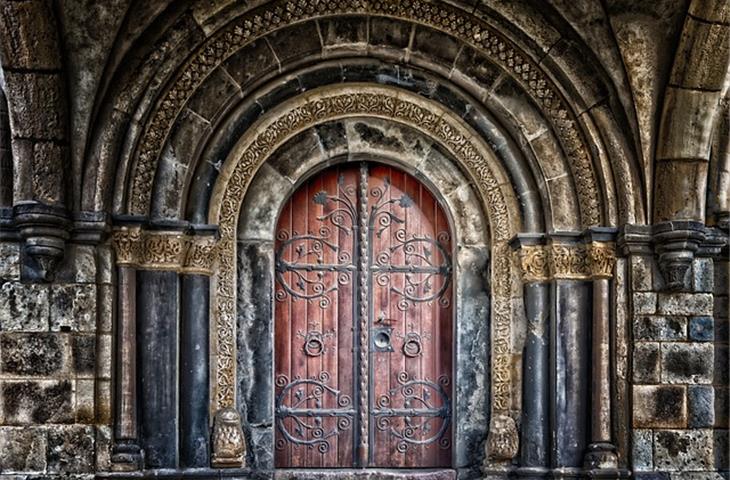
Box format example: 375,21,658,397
274,163,453,468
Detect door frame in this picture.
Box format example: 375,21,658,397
232,116,494,476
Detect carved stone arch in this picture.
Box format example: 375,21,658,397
208,85,524,471
86,0,640,229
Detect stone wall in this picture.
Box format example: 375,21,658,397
0,241,112,478
630,251,729,478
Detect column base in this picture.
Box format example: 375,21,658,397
514,466,550,479
583,442,618,470
111,441,143,472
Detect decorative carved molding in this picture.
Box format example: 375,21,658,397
549,244,591,280
485,414,519,462
127,0,601,228
515,245,550,282
111,228,217,275
208,86,520,464
211,408,246,468
587,242,616,279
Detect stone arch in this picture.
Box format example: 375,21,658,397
208,85,524,470
82,0,645,228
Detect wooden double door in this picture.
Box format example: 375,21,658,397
274,162,453,468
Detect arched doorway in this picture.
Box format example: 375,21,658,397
273,162,454,468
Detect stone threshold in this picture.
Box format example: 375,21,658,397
96,468,457,480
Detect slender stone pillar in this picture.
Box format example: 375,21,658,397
548,235,591,479
180,273,210,467
512,235,551,479
583,229,622,478
111,266,143,470
137,270,180,468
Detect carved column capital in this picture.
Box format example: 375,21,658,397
111,226,218,274
548,243,590,280
13,202,71,281
653,221,705,291
211,408,246,468
515,245,550,283
586,242,616,279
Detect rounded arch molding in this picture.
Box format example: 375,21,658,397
91,0,647,228
209,84,523,466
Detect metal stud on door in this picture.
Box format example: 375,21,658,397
274,163,453,468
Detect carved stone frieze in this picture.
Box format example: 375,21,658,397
111,228,217,274
127,0,601,228
549,244,591,280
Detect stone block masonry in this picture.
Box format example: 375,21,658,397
631,254,728,475
0,241,112,475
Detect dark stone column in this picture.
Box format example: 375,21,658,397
180,274,210,468
111,266,143,470
548,237,591,478
137,270,179,468
511,236,550,479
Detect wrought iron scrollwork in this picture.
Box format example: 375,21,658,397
373,371,451,452
275,372,354,454
275,174,356,309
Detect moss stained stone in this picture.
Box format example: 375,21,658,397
1,380,73,425
0,333,69,376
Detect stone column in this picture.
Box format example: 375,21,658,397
512,235,551,479
111,265,143,470
583,229,622,478
548,234,591,479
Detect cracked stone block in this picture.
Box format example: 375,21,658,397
634,315,686,341
0,380,74,424
633,343,660,383
654,429,713,472
0,333,70,376
661,343,714,384
657,293,713,316
633,385,687,428
46,425,95,473
632,429,653,471
689,316,714,341
0,243,20,280
688,385,715,427
50,284,96,332
633,292,657,314
0,282,49,331
0,426,47,473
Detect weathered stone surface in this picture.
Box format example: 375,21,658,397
75,379,94,423
320,16,367,49
634,315,686,341
688,385,715,428
223,39,279,89
633,292,657,315
632,429,653,471
55,245,97,284
653,429,713,471
46,425,95,473
715,387,729,428
95,425,112,471
715,429,729,471
0,283,49,332
661,343,714,384
633,342,660,383
71,334,95,376
96,333,112,380
670,17,730,90
633,385,687,428
630,255,653,292
0,426,47,473
50,284,96,332
692,257,714,293
184,66,240,124
0,333,69,376
657,293,713,316
265,20,321,64
96,379,112,425
3,72,66,140
411,26,461,68
689,316,714,341
0,243,20,281
0,0,62,70
0,380,73,424
715,344,729,385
